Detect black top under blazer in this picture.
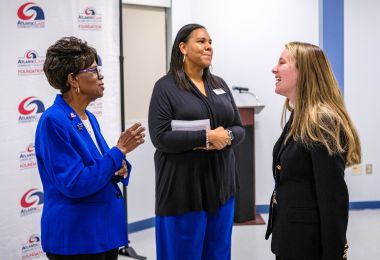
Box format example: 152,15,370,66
148,74,245,216
265,115,349,260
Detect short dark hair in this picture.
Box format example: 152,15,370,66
43,36,98,93
169,23,223,90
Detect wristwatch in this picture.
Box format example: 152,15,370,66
227,129,234,145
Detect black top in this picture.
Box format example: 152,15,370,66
265,114,349,259
148,74,245,216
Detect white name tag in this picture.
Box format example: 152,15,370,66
213,88,226,95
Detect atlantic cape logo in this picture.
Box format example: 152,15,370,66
18,96,45,123
17,2,45,28
19,143,37,170
17,50,45,75
84,7,96,15
21,234,44,259
78,6,102,30
20,188,44,216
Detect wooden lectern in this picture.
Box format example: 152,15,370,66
233,105,265,225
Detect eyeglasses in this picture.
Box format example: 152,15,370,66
77,66,103,79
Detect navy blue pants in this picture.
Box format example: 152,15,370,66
156,197,235,260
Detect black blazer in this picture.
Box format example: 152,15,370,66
265,116,349,260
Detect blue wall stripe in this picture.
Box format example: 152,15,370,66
256,204,270,214
321,0,344,92
128,217,155,234
127,201,380,233
255,201,380,215
348,201,380,211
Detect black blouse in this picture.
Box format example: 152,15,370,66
148,74,245,216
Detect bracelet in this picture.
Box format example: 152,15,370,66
227,129,234,146
206,130,210,150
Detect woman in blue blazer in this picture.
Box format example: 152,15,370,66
266,42,361,260
35,37,145,259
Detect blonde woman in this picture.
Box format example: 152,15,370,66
265,41,361,260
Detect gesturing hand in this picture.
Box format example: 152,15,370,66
116,122,145,154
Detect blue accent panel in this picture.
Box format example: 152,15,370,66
256,201,380,214
128,217,155,234
322,0,344,92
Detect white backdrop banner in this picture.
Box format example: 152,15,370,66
0,1,121,258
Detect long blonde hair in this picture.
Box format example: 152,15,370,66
282,41,361,166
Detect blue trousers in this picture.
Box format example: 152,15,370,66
156,197,235,260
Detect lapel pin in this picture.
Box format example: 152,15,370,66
77,122,83,131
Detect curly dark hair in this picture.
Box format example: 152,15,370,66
43,36,98,93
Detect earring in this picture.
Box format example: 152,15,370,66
183,54,186,63
75,87,80,94
289,101,294,109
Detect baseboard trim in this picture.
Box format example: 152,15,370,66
128,217,155,234
348,200,380,210
128,200,380,234
256,200,380,214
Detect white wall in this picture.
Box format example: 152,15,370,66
171,0,319,204
126,0,380,221
344,0,380,202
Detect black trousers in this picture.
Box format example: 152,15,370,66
276,257,296,260
276,256,319,260
46,249,119,260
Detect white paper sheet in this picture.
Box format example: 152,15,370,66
171,119,211,131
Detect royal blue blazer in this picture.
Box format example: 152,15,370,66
35,95,131,255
